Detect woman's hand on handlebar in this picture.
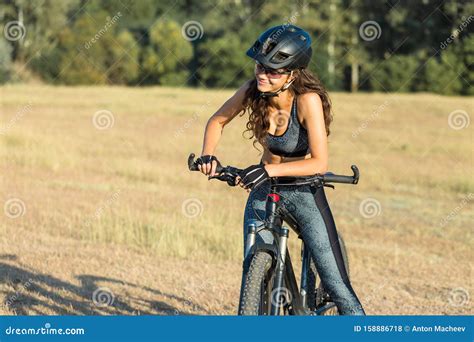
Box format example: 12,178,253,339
235,164,270,193
196,155,221,177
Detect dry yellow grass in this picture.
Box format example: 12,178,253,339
0,85,472,315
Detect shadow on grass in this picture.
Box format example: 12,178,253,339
0,254,209,315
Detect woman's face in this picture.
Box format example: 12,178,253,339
254,62,293,92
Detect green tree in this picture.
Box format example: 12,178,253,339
55,10,139,85
197,32,255,88
140,19,192,85
459,35,474,95
108,30,140,84
370,55,419,92
0,37,13,83
0,0,78,62
425,48,465,95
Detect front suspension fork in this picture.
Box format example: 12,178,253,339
270,226,289,315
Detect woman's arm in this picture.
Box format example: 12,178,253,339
264,93,329,177
200,80,251,176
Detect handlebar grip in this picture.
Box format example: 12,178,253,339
188,153,199,171
323,174,354,184
351,165,360,184
323,165,359,184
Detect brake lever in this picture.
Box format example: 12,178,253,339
207,173,223,180
210,175,238,186
208,168,238,186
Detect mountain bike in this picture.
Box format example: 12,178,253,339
187,153,360,315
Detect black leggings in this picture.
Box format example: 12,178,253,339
239,180,365,315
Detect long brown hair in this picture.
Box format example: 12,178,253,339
239,69,333,152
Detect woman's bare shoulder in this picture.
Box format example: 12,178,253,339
297,92,323,107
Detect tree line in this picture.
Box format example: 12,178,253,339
0,0,472,95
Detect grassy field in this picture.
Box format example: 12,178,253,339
0,85,472,315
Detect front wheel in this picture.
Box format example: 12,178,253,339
238,251,275,315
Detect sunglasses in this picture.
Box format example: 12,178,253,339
254,63,291,79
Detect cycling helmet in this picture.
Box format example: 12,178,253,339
246,24,312,70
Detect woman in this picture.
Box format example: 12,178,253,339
196,25,365,315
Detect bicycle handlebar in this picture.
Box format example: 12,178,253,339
187,153,359,186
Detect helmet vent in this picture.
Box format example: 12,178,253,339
253,41,261,52
272,51,290,62
263,41,276,55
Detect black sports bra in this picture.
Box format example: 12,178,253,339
266,97,310,157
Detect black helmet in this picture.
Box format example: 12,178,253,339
246,24,312,70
